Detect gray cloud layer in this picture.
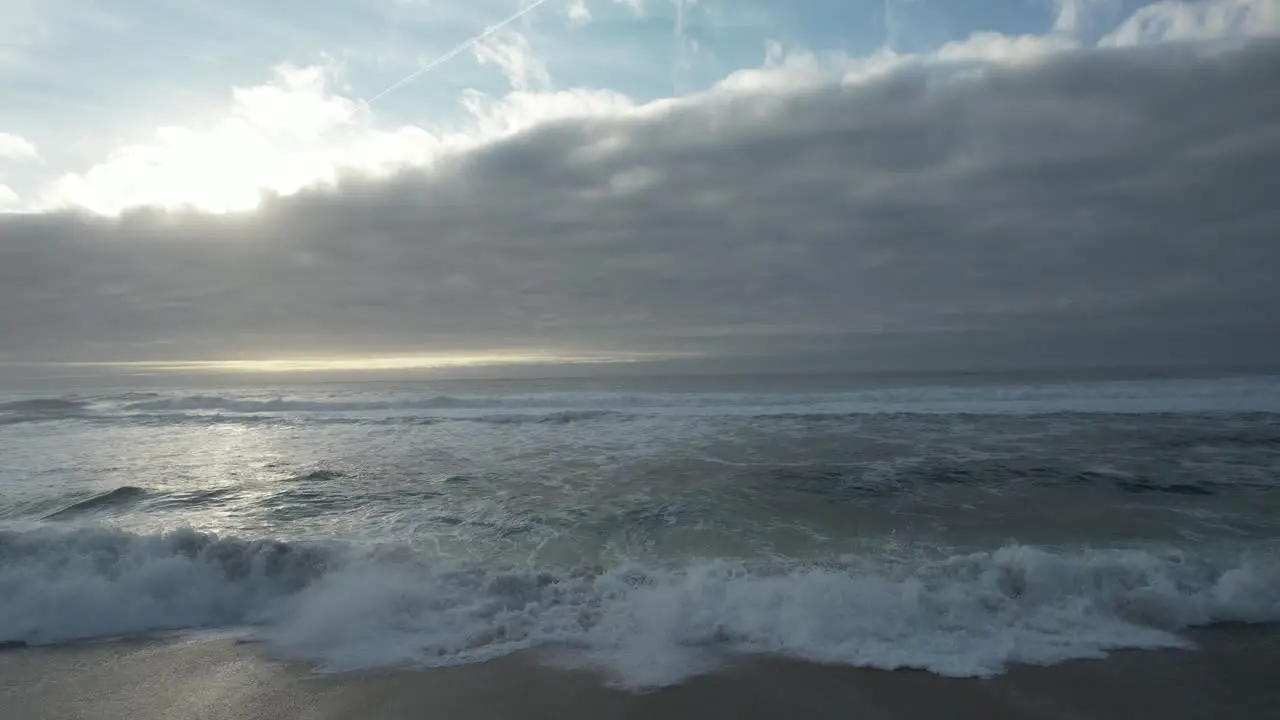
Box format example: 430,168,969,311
3,40,1279,373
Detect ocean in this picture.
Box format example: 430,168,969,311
2,371,1279,689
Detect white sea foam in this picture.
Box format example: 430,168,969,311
3,376,1278,429
2,525,1277,689
101,375,1280,417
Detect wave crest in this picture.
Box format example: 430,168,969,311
1,525,1277,688
0,398,90,425
0,398,88,413
43,486,149,520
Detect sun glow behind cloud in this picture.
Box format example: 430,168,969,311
38,66,441,215
12,0,1279,218
34,63,633,216
2,1,1280,375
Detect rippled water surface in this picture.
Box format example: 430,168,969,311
3,373,1279,687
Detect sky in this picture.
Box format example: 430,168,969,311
1,0,1279,378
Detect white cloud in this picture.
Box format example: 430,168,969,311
567,0,591,25
715,30,1077,97
0,184,19,209
0,132,39,161
45,27,1087,218
4,2,1280,372
2,37,1278,370
36,64,631,216
1051,0,1130,42
37,65,439,215
1055,0,1087,33
934,31,1079,63
3,38,1278,369
473,30,552,90
672,0,698,92
459,86,634,136
1101,0,1280,47
713,42,853,93
23,4,1280,218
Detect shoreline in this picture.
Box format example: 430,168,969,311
3,625,1278,720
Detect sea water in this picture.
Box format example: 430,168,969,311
2,372,1278,688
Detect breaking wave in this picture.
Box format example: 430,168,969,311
1,525,1277,689
0,398,91,425
109,376,1280,417
6,377,1280,429
42,487,150,520
0,399,89,413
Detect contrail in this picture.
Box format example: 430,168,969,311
367,0,553,104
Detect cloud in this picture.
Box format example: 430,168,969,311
0,185,19,209
0,132,39,213
1,37,1278,372
1101,0,1280,47
35,66,421,215
1053,0,1122,36
0,132,39,161
473,30,552,90
670,0,703,93
36,65,629,215
933,31,1079,62
567,0,591,25
718,29,1076,96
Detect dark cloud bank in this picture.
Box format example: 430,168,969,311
2,39,1279,378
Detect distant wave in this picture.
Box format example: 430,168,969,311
0,398,88,413
0,398,92,425
0,415,52,426
113,395,637,426
37,486,244,520
109,377,1280,419
2,525,1277,689
466,410,626,425
43,486,149,520
283,470,348,483
9,375,1280,426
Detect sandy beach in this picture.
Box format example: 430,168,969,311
2,625,1277,720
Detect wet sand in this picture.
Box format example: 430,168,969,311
2,626,1278,720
